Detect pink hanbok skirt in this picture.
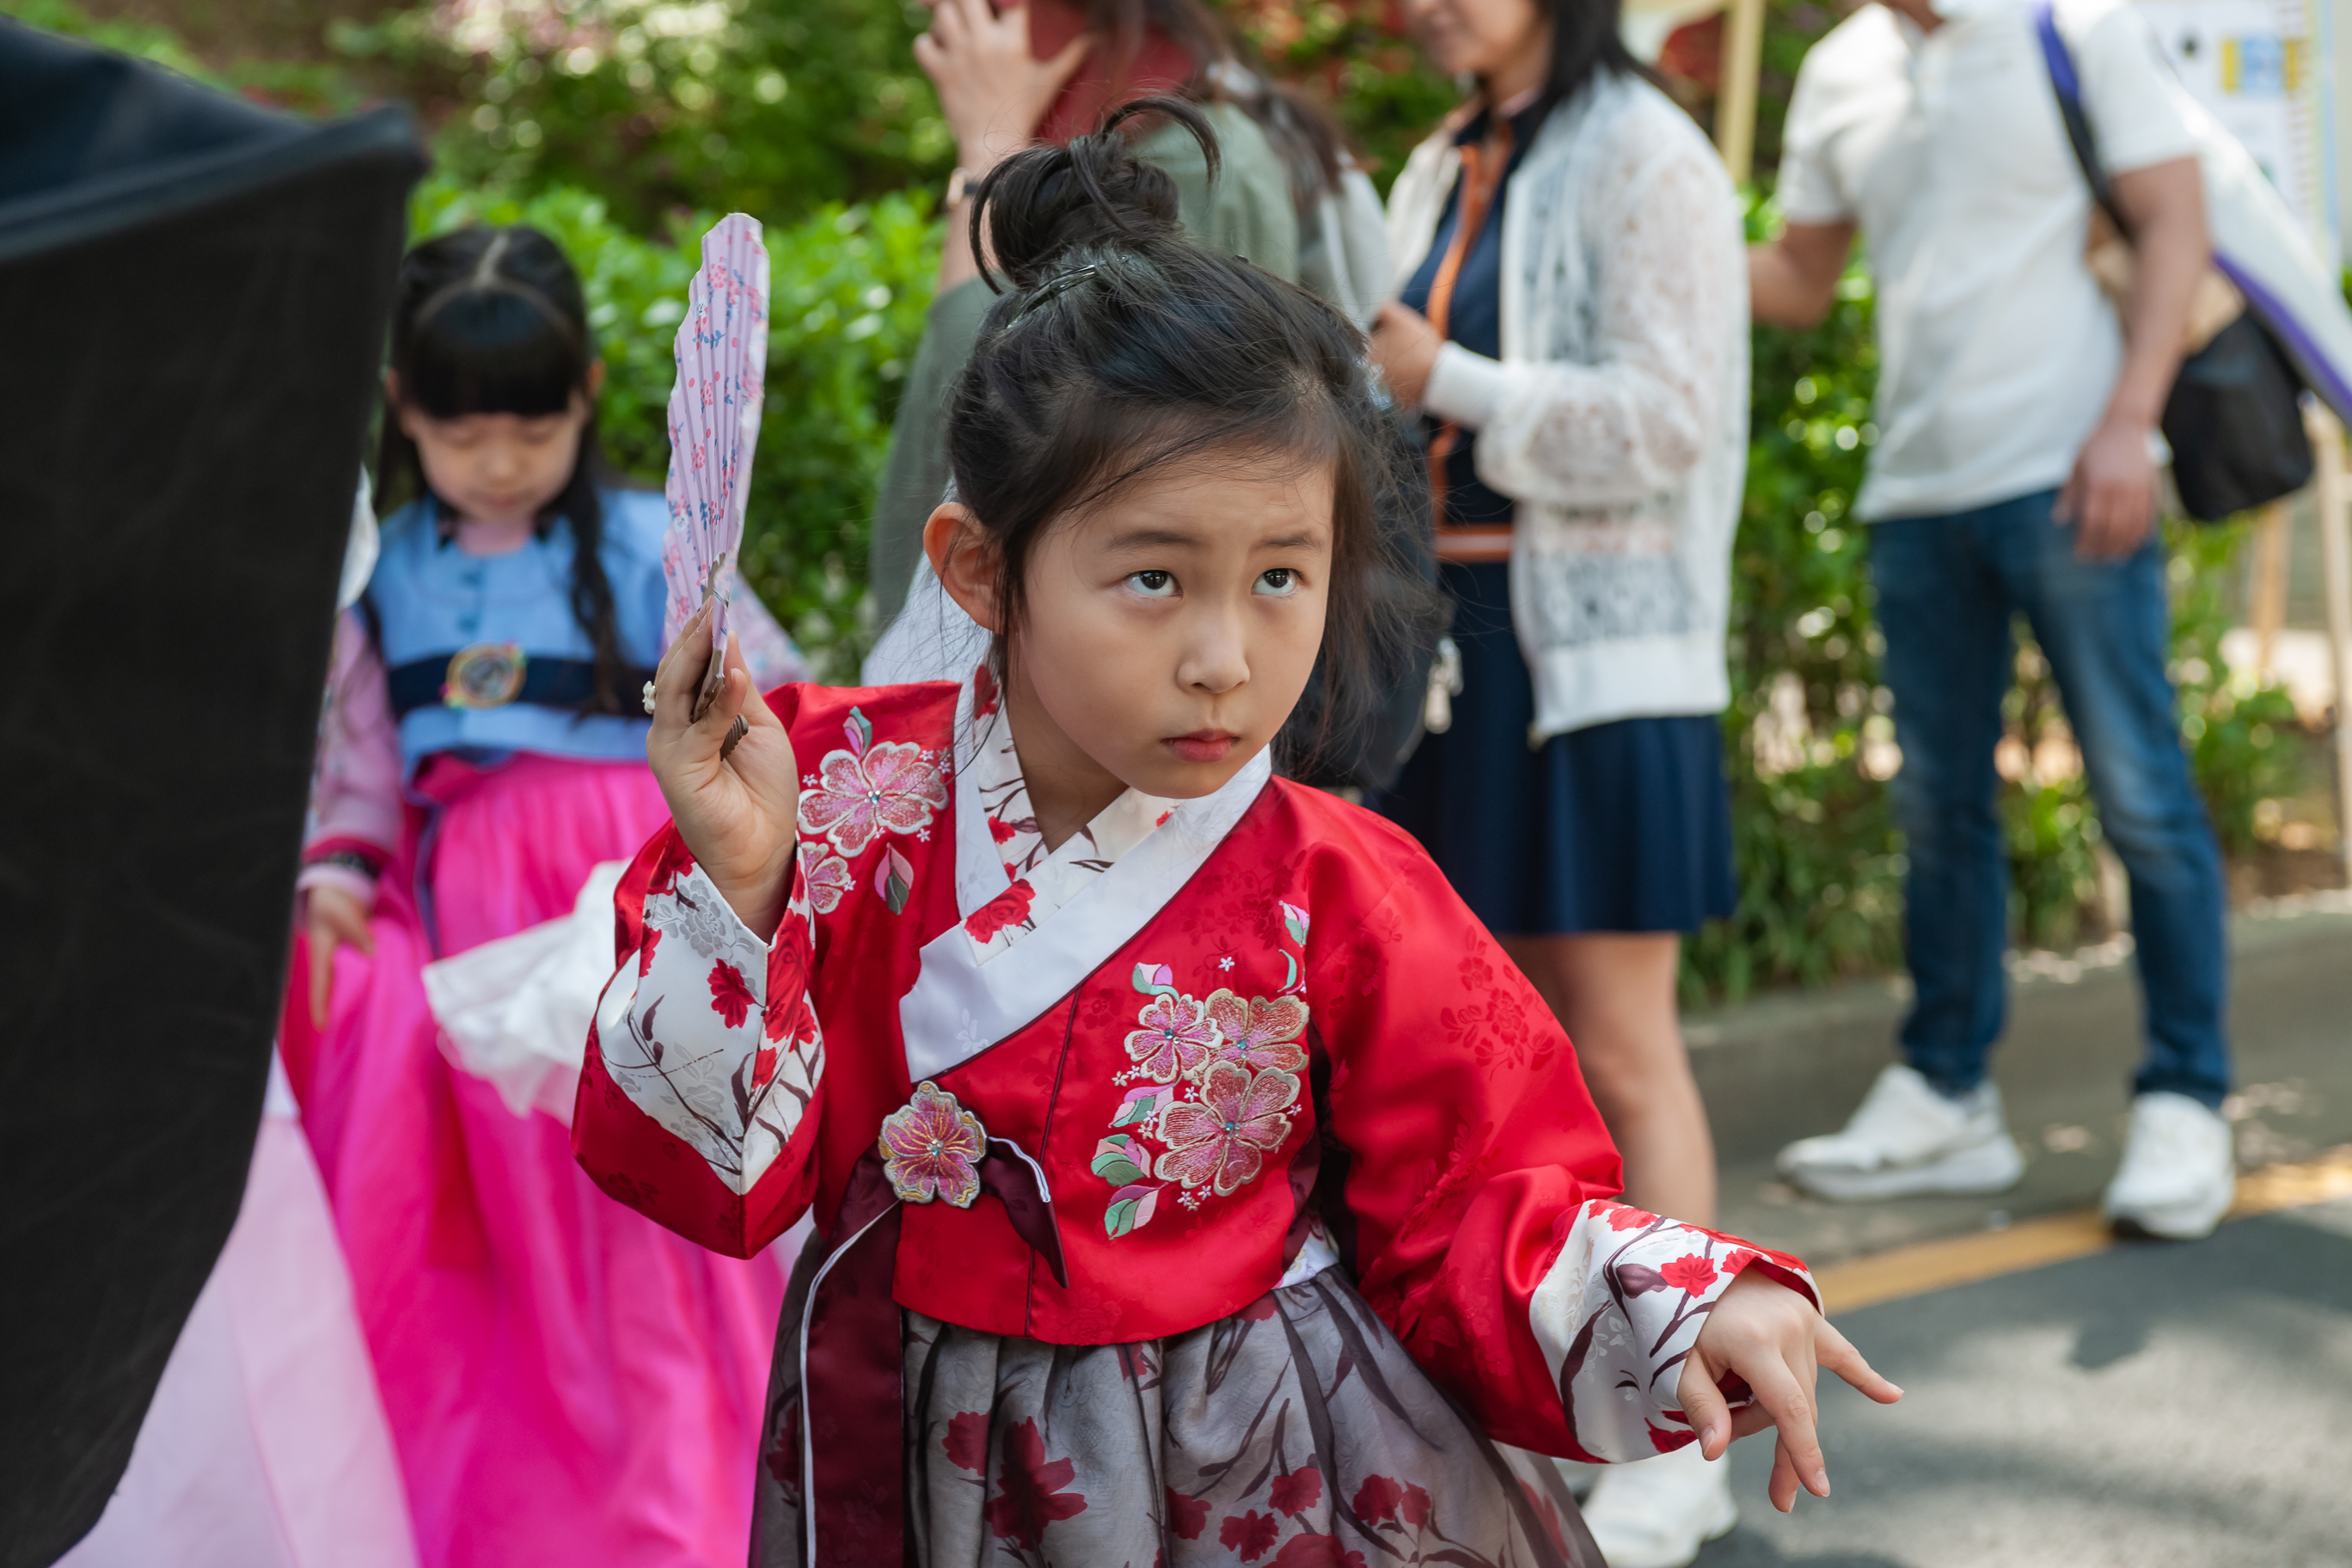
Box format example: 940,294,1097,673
283,751,782,1568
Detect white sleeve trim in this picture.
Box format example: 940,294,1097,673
593,861,823,1195
1528,1199,1820,1461
1424,343,1510,431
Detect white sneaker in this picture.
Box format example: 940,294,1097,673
1578,1443,1736,1568
2103,1092,2235,1240
1776,1064,2025,1200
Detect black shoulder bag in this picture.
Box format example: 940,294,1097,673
2031,0,2311,521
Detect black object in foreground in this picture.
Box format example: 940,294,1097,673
0,22,423,1567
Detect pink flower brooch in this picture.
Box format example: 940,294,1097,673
878,1081,987,1208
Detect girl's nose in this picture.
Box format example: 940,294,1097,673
1178,608,1250,695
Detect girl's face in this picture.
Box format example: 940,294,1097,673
390,370,598,529
934,451,1336,805
1404,0,1549,83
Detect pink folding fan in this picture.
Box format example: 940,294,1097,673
662,212,769,736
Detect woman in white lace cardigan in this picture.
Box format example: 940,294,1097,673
1368,1,1749,1562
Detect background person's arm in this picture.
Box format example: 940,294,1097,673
915,0,1090,292
2062,156,2206,560
1747,220,1854,331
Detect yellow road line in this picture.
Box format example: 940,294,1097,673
1815,1146,2352,1315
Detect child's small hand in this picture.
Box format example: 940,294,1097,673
646,601,799,940
303,884,375,1028
1679,1270,1902,1512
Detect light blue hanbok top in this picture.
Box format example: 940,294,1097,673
366,487,667,770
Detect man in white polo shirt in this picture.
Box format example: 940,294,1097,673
1749,0,2236,1238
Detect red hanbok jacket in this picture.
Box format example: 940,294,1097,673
573,672,1815,1482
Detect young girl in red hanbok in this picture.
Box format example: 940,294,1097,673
579,102,1899,1568
287,225,803,1568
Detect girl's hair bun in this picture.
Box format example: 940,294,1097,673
971,96,1214,291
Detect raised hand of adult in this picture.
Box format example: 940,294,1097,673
303,882,374,1028
913,0,1091,176
645,600,799,940
2058,412,2159,560
1678,1270,1903,1513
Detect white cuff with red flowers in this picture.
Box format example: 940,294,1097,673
592,858,823,1195
1530,1199,1821,1463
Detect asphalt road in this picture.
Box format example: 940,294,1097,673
1693,896,2352,1266
1691,1196,2352,1568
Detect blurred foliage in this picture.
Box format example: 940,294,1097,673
2169,524,2308,857
23,0,2325,997
1690,193,1899,1001
333,0,948,233
4,0,364,111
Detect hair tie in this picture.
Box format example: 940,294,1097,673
1012,264,1101,322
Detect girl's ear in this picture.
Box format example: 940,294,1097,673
585,359,607,399
384,371,417,439
925,503,1003,634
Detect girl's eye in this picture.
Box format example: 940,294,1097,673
1126,570,1177,598
1256,568,1300,596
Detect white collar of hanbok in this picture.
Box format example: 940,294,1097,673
956,668,1180,964
903,664,1273,1082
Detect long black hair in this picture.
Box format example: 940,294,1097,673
1526,0,1645,124
375,225,628,716
948,99,1439,781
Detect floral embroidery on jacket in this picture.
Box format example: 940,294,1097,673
878,1081,986,1208
1122,983,1221,1085
1155,1061,1301,1197
1093,909,1313,1234
797,841,854,915
798,706,946,857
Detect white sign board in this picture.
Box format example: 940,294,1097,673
2136,0,2335,255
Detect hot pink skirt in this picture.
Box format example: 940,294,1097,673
285,751,782,1568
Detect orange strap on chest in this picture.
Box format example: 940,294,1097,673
1422,124,1513,548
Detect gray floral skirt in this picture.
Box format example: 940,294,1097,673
751,1243,1597,1568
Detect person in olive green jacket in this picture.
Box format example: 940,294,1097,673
869,0,1387,625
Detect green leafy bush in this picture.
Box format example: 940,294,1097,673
336,0,947,234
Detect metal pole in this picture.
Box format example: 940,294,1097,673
2308,403,2352,875
1715,0,1767,185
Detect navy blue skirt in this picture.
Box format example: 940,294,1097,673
1378,560,1737,936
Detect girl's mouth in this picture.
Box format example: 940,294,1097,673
1165,730,1238,763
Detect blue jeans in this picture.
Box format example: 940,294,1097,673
1871,490,2231,1109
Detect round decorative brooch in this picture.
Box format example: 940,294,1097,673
443,642,527,709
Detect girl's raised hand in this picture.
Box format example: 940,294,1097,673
646,600,799,940
1678,1271,1903,1513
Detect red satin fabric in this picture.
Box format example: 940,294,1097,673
575,681,1636,1459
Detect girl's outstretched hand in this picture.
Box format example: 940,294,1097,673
1679,1270,1902,1513
646,601,799,940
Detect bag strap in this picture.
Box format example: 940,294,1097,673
2030,1,2131,235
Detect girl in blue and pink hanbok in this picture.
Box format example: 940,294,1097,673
283,224,804,1568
